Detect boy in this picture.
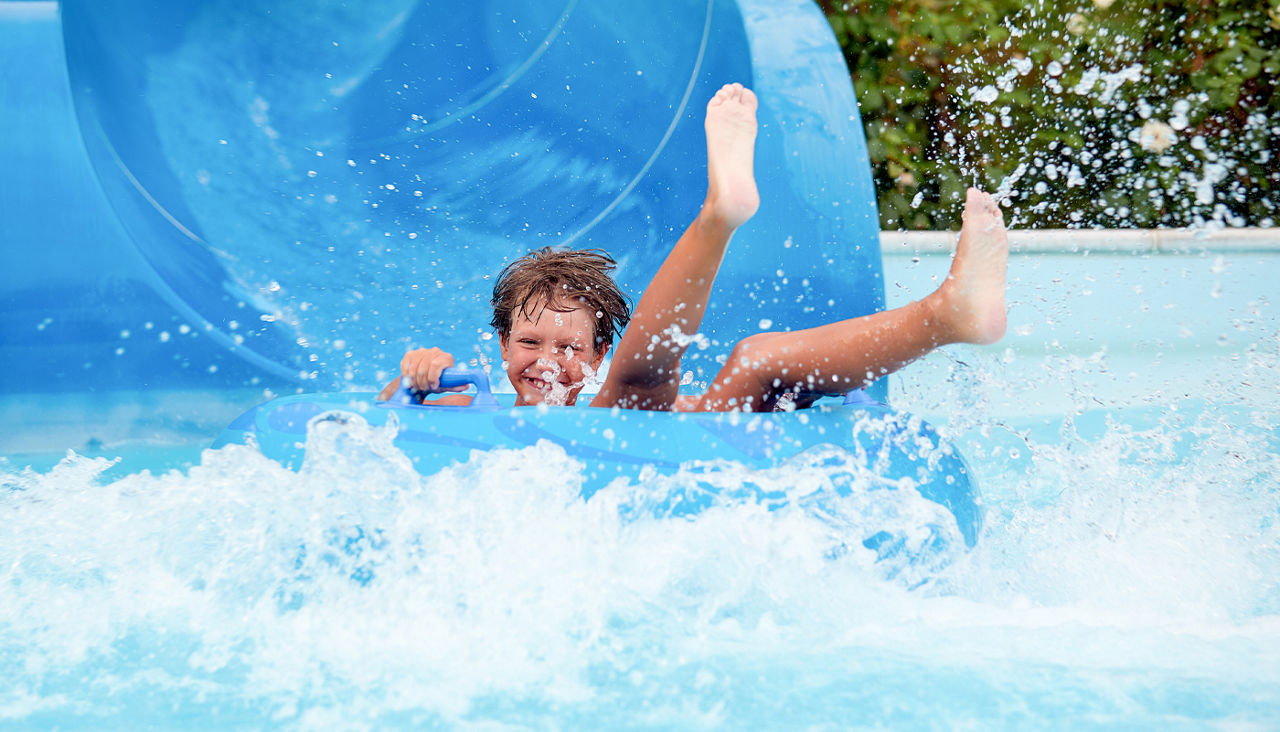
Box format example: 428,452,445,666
379,84,1008,412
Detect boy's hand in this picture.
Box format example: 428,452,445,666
377,347,466,400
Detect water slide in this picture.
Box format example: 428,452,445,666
0,0,884,399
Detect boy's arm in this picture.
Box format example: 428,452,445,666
377,376,402,401
377,347,470,402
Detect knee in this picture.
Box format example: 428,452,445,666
732,331,785,356
723,332,788,386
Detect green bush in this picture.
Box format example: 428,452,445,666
819,0,1280,229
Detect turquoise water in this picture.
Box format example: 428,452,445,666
2,250,1278,728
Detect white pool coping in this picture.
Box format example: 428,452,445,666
881,227,1280,254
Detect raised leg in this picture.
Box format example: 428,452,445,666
691,188,1009,412
592,83,760,409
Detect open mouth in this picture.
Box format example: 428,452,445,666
523,375,573,392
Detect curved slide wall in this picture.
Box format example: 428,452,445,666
0,0,884,399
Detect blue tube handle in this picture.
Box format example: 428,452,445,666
843,388,881,406
385,366,499,409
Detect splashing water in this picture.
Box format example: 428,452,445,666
992,162,1029,209
0,424,962,724
3,341,1279,727
4,247,1280,726
8,2,1275,725
916,1,1279,231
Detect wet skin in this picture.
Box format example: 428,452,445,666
499,299,606,406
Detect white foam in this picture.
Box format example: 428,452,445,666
2,383,1278,725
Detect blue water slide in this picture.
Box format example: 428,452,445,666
0,0,884,398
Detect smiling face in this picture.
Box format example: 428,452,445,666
499,298,607,406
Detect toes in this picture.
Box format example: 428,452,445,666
963,188,1001,219
710,82,748,105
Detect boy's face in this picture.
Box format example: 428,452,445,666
499,297,606,406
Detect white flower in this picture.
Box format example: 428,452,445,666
1066,13,1087,35
1093,0,1115,9
1138,120,1177,153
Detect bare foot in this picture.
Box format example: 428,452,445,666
703,83,760,229
933,188,1009,344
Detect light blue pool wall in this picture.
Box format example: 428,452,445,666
884,246,1280,422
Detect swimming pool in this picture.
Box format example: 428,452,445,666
3,0,1278,725
3,245,1277,728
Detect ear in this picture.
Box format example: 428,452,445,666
498,334,511,363
590,343,609,371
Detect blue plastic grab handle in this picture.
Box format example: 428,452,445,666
843,388,880,407
384,367,500,409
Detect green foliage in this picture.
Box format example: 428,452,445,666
819,0,1280,229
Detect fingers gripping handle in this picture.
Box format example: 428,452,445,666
386,367,499,409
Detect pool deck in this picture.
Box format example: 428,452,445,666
883,227,1280,254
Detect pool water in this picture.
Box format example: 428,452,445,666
2,249,1277,727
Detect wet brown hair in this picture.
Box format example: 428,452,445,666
489,247,632,350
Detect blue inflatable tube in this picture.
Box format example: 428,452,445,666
214,369,982,550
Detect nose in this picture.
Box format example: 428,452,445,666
538,344,577,364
